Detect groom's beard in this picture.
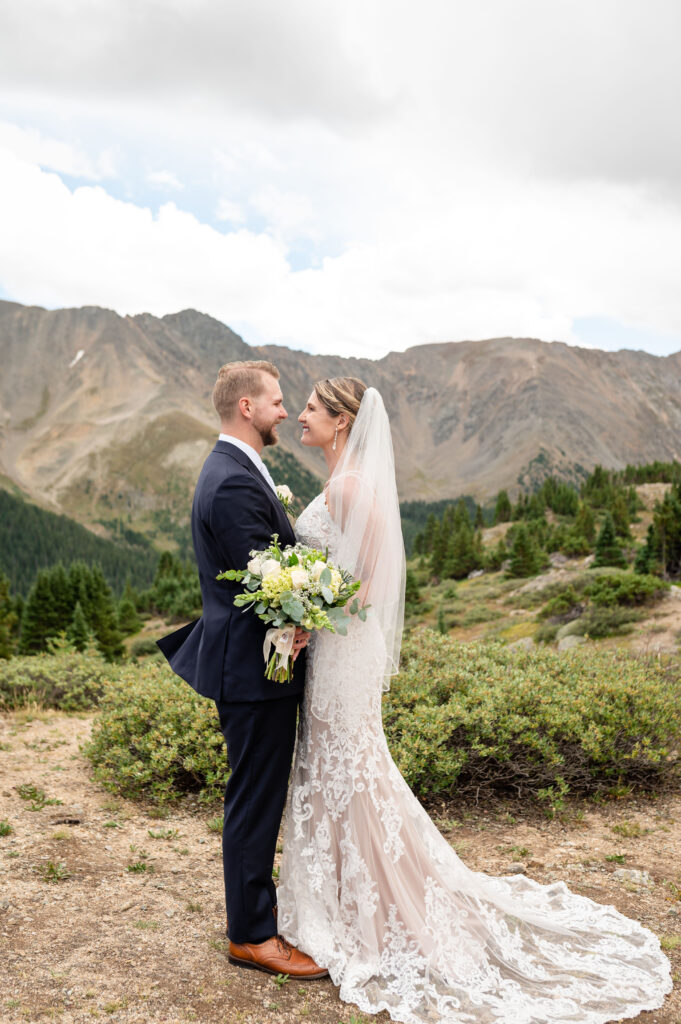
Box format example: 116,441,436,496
255,419,280,447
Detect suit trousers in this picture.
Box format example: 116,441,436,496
215,693,300,944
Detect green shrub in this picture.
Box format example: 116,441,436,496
534,621,560,645
382,631,681,804
461,605,502,626
537,585,580,619
575,605,644,638
84,661,226,804
0,645,115,711
84,631,681,810
585,572,669,608
130,637,163,659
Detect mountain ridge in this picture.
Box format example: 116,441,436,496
1,300,680,538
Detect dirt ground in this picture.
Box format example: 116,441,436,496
1,710,679,1024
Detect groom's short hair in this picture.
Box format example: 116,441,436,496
213,360,280,420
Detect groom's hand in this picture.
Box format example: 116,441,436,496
291,627,310,661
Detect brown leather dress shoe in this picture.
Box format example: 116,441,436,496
228,935,328,979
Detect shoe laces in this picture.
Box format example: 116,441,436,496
274,935,293,958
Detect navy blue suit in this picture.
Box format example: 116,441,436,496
157,440,304,942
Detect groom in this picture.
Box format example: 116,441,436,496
157,360,326,979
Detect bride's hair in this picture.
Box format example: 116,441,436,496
314,377,367,429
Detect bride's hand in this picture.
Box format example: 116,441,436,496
291,626,310,661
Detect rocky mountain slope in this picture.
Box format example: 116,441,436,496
1,300,680,533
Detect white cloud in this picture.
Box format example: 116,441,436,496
215,198,246,225
0,120,115,180
1,147,680,358
146,169,183,190
0,0,680,357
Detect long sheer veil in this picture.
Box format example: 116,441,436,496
326,387,406,690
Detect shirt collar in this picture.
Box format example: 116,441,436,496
218,433,262,468
218,433,277,494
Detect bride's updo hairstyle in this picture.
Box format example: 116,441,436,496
314,377,367,430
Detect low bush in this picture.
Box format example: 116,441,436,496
461,605,502,626
572,605,644,638
537,585,580,620
84,661,226,804
129,637,163,659
0,644,115,711
84,630,681,810
585,572,669,608
382,631,681,805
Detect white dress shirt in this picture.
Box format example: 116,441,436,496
218,433,278,495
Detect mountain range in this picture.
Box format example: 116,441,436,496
1,299,680,538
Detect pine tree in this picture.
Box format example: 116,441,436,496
421,514,438,556
48,563,75,628
69,600,90,651
507,524,542,578
19,569,62,653
404,569,421,614
493,490,512,524
0,572,17,659
453,499,470,532
474,504,484,529
430,521,448,578
634,525,654,575
485,537,508,571
437,605,447,634
118,597,141,636
574,502,596,544
87,566,124,660
593,512,627,568
611,491,632,539
444,526,477,579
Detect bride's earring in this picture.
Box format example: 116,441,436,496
332,424,338,451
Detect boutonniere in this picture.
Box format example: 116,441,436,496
276,484,294,513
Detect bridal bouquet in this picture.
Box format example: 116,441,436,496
217,534,365,682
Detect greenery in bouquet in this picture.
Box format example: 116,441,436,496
217,534,365,681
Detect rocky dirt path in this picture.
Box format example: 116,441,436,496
1,710,679,1024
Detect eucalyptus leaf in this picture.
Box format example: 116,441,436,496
321,586,334,604
319,567,332,585
358,607,368,621
349,598,359,615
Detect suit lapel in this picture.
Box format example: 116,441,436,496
214,440,295,543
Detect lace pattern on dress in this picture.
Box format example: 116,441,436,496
277,495,671,1024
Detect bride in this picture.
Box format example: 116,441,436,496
276,377,671,1024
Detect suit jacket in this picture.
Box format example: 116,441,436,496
157,440,305,701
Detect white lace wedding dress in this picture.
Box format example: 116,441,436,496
277,492,671,1024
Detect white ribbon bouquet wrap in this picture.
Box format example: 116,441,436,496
217,534,366,683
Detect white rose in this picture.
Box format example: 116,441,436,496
276,484,293,502
260,559,282,578
247,557,262,576
311,560,327,581
289,567,309,589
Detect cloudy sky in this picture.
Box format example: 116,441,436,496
0,0,680,358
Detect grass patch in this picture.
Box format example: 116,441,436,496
36,860,71,882
610,821,648,839
16,783,62,811
0,820,13,837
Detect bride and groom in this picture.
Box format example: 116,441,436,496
159,361,670,1024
